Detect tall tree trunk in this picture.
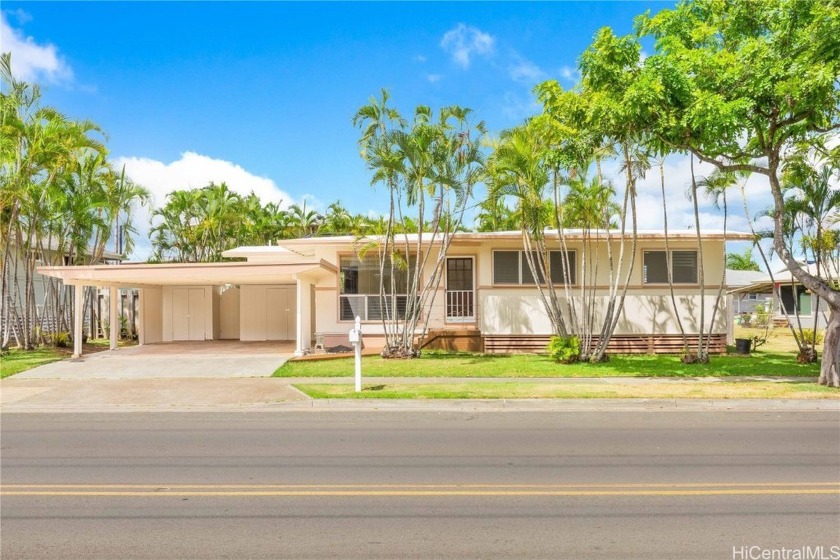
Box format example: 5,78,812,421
766,157,839,385
595,142,638,361
820,309,840,387
705,189,728,358
690,155,707,362
659,158,688,352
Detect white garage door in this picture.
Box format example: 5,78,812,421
266,287,295,340
240,285,296,341
172,287,206,341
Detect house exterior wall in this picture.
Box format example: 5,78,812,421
296,236,730,339
733,292,773,315
219,286,240,339
212,287,221,339
139,287,163,344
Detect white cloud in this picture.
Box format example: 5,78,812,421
414,54,427,63
559,65,580,84
440,23,494,69
0,11,73,83
114,152,299,260
601,153,775,237
426,73,442,83
508,56,546,84
6,9,32,25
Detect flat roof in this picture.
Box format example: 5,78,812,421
37,260,337,287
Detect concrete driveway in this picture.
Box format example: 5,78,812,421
13,341,294,379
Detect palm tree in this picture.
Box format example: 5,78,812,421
698,170,738,359
475,195,516,232
288,201,321,238
321,201,353,235
562,177,619,229
726,248,760,271
486,125,569,338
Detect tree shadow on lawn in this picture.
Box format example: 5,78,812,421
599,351,818,378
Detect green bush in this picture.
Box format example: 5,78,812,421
547,335,581,364
52,331,71,348
799,329,824,346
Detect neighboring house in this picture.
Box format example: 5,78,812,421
728,263,831,330
726,269,773,316
39,229,751,357
2,243,126,344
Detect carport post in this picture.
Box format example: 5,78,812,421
294,278,312,357
109,287,119,351
72,285,84,358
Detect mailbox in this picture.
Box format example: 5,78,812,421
349,329,361,344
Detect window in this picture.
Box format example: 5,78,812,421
493,250,576,285
339,255,410,321
643,250,698,284
779,285,811,315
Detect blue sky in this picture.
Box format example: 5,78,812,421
2,1,768,260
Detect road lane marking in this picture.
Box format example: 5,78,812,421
3,482,838,489
2,482,838,497
1,490,838,497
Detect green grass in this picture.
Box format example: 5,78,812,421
294,381,839,400
1,347,66,379
276,351,820,379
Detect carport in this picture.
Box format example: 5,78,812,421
38,259,337,359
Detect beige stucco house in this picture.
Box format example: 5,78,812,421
38,229,751,358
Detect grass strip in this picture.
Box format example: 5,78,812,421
278,351,820,379
293,381,839,400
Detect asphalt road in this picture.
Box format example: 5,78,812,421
1,410,839,559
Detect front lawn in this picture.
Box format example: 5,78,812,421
1,347,66,379
294,381,838,400
276,351,820,378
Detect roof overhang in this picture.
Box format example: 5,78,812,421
272,229,755,247
728,281,776,294
37,259,337,288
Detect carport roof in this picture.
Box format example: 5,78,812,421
37,259,337,287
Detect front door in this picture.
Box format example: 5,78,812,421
446,257,475,322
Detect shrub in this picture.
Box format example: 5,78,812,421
798,328,824,346
547,335,581,364
52,331,71,348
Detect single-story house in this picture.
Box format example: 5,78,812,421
38,229,751,358
726,269,773,317
728,263,832,330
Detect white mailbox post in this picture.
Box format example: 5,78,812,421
349,315,363,392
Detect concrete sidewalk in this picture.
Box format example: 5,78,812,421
0,378,308,412
1,375,837,413
279,375,820,384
